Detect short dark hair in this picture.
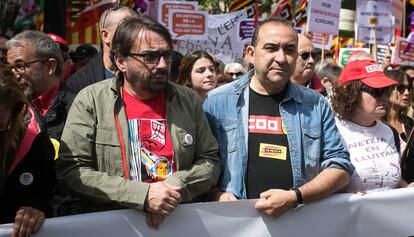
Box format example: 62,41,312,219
331,81,362,121
176,50,216,87
110,16,172,72
251,17,296,47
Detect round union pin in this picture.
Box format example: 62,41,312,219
20,172,34,186
184,134,193,146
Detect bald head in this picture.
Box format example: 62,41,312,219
99,6,139,33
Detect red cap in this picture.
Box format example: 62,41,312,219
47,33,69,52
338,60,398,88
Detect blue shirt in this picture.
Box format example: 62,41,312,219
203,70,354,199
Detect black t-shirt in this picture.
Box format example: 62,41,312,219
246,87,293,199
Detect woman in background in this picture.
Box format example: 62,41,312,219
331,60,413,193
0,65,55,237
382,70,414,152
383,69,414,183
176,50,217,102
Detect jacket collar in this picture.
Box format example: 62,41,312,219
234,69,303,104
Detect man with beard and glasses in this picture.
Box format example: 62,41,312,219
290,34,325,94
57,16,220,229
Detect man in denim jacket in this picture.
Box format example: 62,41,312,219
203,18,354,218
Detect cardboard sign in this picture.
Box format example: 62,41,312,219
306,0,341,35
356,0,393,27
168,10,208,40
338,48,370,67
356,26,393,44
395,36,414,65
312,32,333,50
158,1,198,27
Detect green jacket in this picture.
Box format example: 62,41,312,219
57,77,220,212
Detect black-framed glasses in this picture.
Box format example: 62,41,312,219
299,51,319,61
360,84,387,98
8,59,49,73
101,3,122,29
394,84,411,93
126,51,173,65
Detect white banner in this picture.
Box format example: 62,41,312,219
175,10,248,65
356,0,393,27
1,188,414,237
307,0,341,35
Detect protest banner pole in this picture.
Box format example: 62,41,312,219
371,26,377,61
335,35,340,64
403,0,406,37
321,33,326,65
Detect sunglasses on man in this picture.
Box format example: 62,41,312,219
299,51,319,61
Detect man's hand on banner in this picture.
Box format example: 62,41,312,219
216,192,238,202
13,207,45,237
254,189,297,218
145,182,182,216
145,212,165,230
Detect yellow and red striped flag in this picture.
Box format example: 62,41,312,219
229,0,253,12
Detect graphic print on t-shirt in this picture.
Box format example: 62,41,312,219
123,88,175,183
246,87,293,199
128,119,173,182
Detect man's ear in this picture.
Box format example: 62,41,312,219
100,29,111,46
246,45,255,65
115,53,127,73
47,58,57,76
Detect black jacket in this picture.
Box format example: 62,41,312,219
45,81,76,140
0,116,56,224
66,51,105,94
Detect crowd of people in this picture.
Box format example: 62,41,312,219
1,5,414,237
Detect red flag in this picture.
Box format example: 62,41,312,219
229,0,253,12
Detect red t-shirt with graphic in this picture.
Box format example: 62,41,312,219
122,87,175,182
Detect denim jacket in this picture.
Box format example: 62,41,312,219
203,70,354,199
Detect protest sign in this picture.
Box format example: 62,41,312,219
395,36,414,65
312,32,333,50
392,0,404,32
357,26,393,44
168,10,208,41
238,19,255,45
157,1,198,27
306,0,341,35
176,10,248,64
338,48,370,67
356,0,393,27
376,44,395,65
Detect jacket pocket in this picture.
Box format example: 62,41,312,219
303,128,321,178
216,120,238,155
95,125,123,176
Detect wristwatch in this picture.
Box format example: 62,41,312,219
290,187,305,209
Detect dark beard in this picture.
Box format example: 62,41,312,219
141,69,169,93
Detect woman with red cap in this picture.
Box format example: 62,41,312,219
331,60,414,193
